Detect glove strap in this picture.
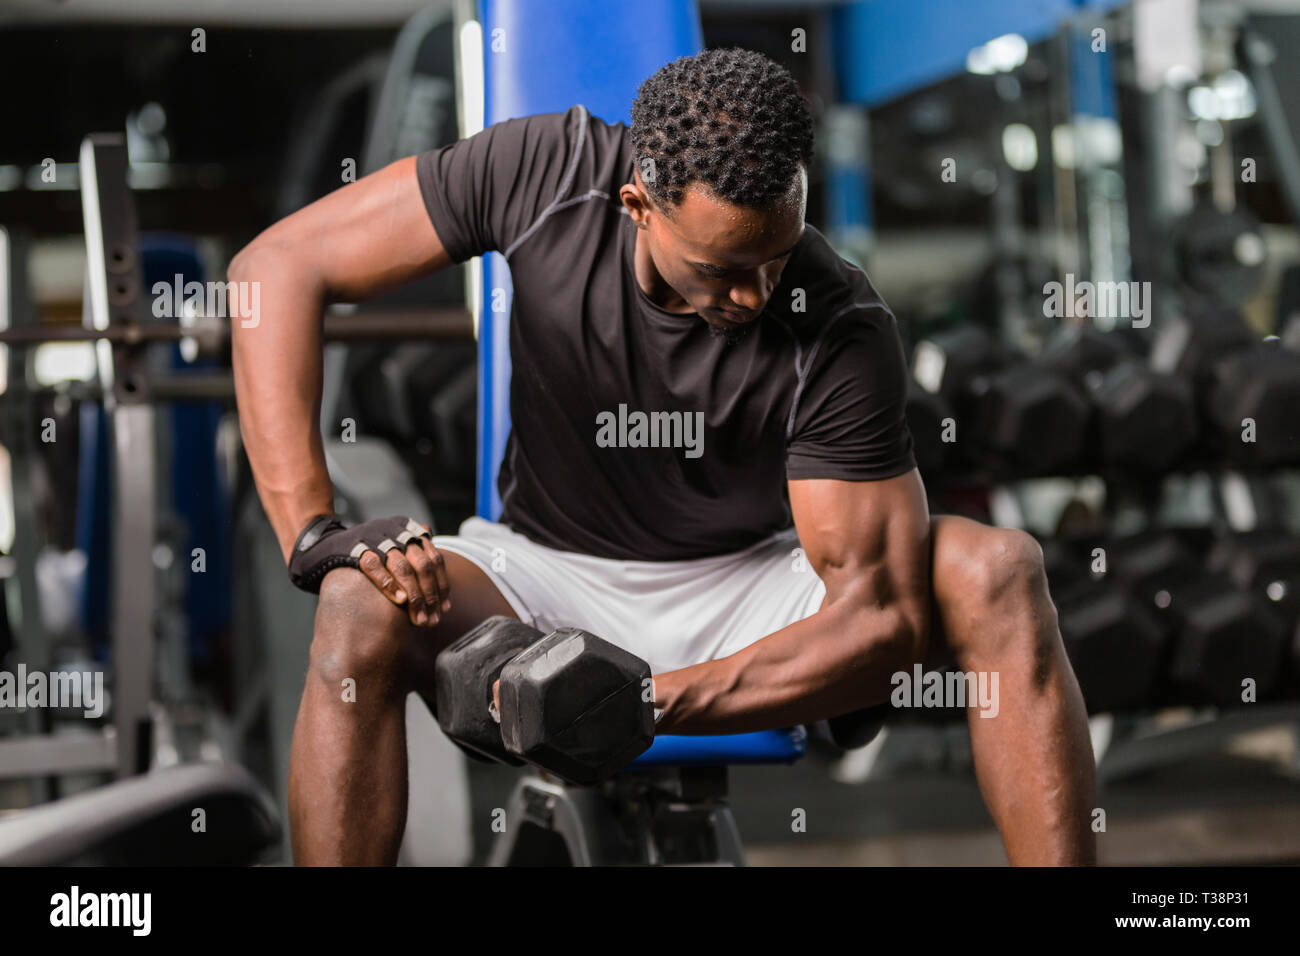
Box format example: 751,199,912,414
293,514,346,554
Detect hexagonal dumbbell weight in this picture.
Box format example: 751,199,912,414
434,616,546,765
497,626,655,786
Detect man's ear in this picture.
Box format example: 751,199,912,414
619,176,653,228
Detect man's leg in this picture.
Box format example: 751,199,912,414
288,553,516,866
927,515,1097,866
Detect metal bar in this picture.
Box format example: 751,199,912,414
0,307,474,347
81,134,156,779
0,731,117,779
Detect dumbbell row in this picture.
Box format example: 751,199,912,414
906,307,1300,479
1043,528,1300,713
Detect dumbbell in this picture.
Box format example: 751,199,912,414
912,326,1090,475
404,340,478,483
1043,535,1166,712
349,343,440,442
1106,531,1286,706
1151,306,1300,467
1207,531,1300,630
1038,326,1196,472
1173,203,1267,307
434,616,655,785
904,378,952,480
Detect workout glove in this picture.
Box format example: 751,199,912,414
288,514,432,594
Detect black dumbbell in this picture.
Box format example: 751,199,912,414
1207,531,1300,630
497,627,655,784
1039,326,1196,472
1044,535,1166,712
1107,532,1200,636
404,340,478,483
1151,306,1300,467
434,617,545,765
1055,583,1166,713
904,378,952,480
1166,574,1287,706
911,325,1089,475
434,616,655,785
1106,531,1287,706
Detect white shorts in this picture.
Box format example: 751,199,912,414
433,517,827,675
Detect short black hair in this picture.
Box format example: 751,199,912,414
630,48,814,212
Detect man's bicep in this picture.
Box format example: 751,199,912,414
789,472,931,617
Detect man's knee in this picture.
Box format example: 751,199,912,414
934,521,1054,662
935,522,1045,606
310,568,411,685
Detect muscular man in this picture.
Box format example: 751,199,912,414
229,48,1095,865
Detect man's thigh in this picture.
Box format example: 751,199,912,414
401,550,518,714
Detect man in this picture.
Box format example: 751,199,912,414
229,48,1096,865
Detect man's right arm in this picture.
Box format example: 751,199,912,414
227,156,452,564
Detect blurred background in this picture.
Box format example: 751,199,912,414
0,0,1299,866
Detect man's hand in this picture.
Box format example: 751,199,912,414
288,514,451,626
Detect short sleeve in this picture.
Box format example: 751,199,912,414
784,306,917,482
414,107,584,264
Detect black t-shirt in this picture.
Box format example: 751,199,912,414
416,105,915,561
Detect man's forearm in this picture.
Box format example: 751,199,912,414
228,245,336,561
652,599,917,734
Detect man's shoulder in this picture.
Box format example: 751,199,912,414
770,225,893,342
489,105,630,169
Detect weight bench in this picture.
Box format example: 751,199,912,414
489,728,806,866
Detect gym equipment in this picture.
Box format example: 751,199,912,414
435,616,655,785
1044,522,1300,712
1039,325,1197,472
0,137,276,868
1173,203,1267,307
344,339,478,511
0,762,278,865
911,325,1090,475
432,616,541,764
1053,530,1292,709
0,307,472,358
490,740,802,866
1044,535,1167,712
1167,574,1287,706
1207,531,1300,630
1056,585,1166,713
498,626,655,785
904,378,952,480
1150,306,1300,467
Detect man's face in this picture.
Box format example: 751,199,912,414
622,170,807,332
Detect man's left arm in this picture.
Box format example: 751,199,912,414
653,469,932,734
